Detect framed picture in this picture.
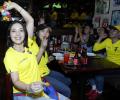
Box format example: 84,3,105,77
93,16,101,28
95,0,110,14
113,0,120,7
111,10,120,25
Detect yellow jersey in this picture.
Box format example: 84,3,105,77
38,51,50,77
28,37,39,56
4,47,42,94
93,38,120,65
28,37,50,77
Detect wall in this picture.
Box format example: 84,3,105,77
93,0,120,28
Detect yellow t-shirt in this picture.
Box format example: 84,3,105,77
28,37,50,77
38,51,50,77
93,38,120,65
28,37,39,56
4,47,42,94
50,11,58,21
70,12,79,20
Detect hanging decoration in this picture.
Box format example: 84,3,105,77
1,1,11,21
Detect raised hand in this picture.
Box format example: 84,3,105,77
45,30,49,39
75,26,79,34
41,38,48,49
97,33,107,43
99,33,107,40
3,1,15,10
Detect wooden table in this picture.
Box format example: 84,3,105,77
59,56,120,100
60,56,120,73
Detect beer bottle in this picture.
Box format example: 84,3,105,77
81,47,88,65
73,50,79,65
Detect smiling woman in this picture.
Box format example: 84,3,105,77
3,1,52,100
3,1,70,100
10,23,25,46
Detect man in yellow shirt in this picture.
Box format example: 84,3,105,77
93,25,120,65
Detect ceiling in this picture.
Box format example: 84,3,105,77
0,0,95,14
0,0,95,9
33,0,95,12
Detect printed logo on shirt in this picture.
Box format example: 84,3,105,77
115,47,118,52
19,58,28,64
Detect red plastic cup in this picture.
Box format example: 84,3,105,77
64,53,70,64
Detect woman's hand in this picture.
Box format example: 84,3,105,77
3,1,16,10
99,33,107,40
75,26,79,34
3,1,34,38
48,55,55,62
45,31,49,39
97,33,107,43
41,38,48,49
27,82,43,94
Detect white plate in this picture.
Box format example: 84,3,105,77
52,53,64,57
87,52,96,56
52,53,64,60
56,56,64,60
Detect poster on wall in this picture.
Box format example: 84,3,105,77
113,0,120,6
102,18,109,28
95,0,110,14
111,10,120,25
93,16,101,28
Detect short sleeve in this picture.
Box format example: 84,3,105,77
4,54,18,73
28,37,39,56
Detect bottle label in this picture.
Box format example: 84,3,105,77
74,58,78,65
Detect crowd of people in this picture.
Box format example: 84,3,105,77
73,20,120,100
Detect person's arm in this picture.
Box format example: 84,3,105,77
11,72,43,93
36,28,50,63
36,38,48,63
93,34,107,51
74,26,81,43
5,2,34,38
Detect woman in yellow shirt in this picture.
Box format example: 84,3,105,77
3,1,52,100
3,1,70,100
35,24,71,98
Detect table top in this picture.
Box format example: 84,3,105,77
59,56,120,74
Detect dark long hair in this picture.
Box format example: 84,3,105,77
35,25,50,56
35,30,41,47
35,24,49,46
6,21,28,48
